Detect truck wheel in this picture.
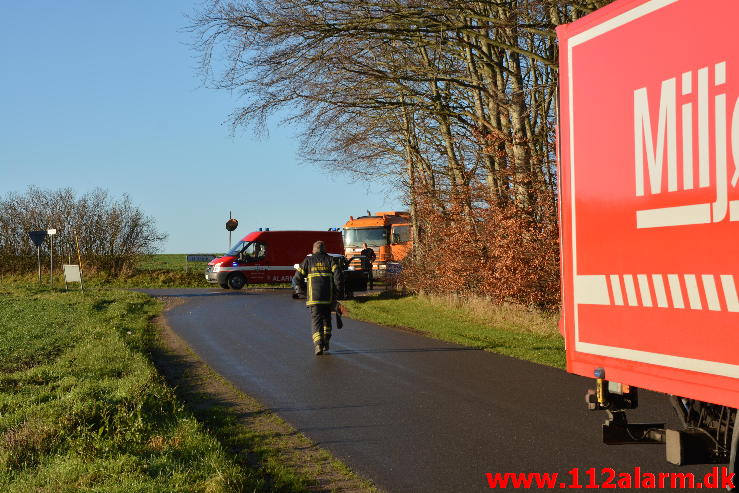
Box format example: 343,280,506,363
227,273,246,290
219,282,230,289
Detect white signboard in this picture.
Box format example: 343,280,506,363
186,255,216,263
63,264,81,282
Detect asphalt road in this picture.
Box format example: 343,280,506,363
143,288,714,492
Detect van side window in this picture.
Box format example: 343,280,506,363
241,242,267,262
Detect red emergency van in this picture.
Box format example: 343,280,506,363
205,230,343,289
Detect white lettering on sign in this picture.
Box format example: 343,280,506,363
634,61,739,228
186,255,217,263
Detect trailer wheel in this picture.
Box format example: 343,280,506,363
227,273,246,290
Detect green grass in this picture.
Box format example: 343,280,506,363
1,253,214,288
2,254,295,289
0,285,310,492
343,292,565,368
95,269,213,288
136,254,217,272
0,270,211,289
125,253,216,287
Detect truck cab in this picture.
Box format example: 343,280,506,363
343,211,412,278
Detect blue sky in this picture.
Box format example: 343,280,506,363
0,2,402,253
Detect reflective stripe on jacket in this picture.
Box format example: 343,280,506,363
293,253,344,306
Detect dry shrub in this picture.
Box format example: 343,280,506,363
402,186,560,310
417,292,559,335
1,418,58,469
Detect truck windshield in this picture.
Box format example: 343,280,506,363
343,227,387,247
225,240,248,256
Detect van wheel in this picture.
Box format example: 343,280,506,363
227,273,246,290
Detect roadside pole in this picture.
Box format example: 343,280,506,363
28,231,48,285
48,229,57,287
74,229,84,291
226,212,238,250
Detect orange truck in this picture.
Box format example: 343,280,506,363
342,211,412,278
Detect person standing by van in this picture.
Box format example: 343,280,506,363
360,242,376,290
293,241,344,355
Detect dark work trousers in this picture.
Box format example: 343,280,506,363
310,305,332,348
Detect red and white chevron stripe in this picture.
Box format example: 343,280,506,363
575,274,739,312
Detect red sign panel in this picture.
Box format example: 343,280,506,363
558,0,739,407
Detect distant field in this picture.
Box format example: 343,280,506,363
1,252,296,289
137,253,219,271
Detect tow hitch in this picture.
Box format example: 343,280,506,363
585,368,665,445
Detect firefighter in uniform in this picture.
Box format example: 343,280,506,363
293,241,344,355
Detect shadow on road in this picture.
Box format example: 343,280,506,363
272,404,381,413
299,424,385,433
138,288,293,298
136,289,250,298
165,291,250,297
331,347,480,355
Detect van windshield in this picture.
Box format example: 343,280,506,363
343,227,387,247
225,240,247,256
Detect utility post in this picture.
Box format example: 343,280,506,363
28,231,48,284
47,229,57,287
226,212,238,250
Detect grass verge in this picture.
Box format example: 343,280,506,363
0,284,372,492
0,285,248,491
342,292,565,369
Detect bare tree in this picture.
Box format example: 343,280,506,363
190,0,612,305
